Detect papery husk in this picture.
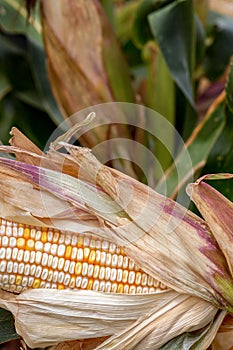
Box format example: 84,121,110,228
187,174,233,277
0,134,233,308
212,314,233,350
0,289,217,349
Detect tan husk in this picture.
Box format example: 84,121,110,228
0,128,233,348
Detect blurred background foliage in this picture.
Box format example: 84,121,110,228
1,0,233,348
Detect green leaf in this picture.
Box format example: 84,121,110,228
148,0,195,106
203,11,233,81
226,60,233,114
0,308,19,344
156,100,226,204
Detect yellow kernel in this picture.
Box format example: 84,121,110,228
88,250,96,264
87,278,94,290
84,247,90,261
65,246,72,259
16,238,26,249
122,270,129,283
75,262,82,275
15,275,22,285
33,279,41,288
26,239,35,251
23,228,30,239
58,284,65,290
117,283,124,293
77,236,83,247
41,231,48,243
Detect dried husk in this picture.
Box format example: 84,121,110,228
0,129,232,348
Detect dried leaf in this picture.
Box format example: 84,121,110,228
50,338,108,350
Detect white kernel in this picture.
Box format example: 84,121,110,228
141,273,148,286
106,253,112,266
35,251,42,264
52,256,58,269
117,255,123,268
93,265,100,279
51,283,57,289
9,237,16,247
135,272,142,285
0,225,5,235
122,256,128,269
99,267,105,280
51,244,58,255
17,249,24,262
95,240,101,249
71,247,78,260
64,260,70,272
30,264,36,276
35,266,42,278
2,237,8,247
87,264,94,277
112,254,118,267
129,285,136,294
6,226,12,236
148,276,154,287
142,287,149,293
18,262,24,274
12,247,17,259
16,285,23,292
116,269,123,282
83,237,90,246
6,221,12,226
90,239,96,248
136,286,143,294
58,272,65,283
40,281,46,288
69,261,75,274
149,287,155,293
65,235,71,245
69,277,75,288
52,271,58,283
35,241,43,251
77,248,83,260
6,247,12,260
22,277,28,287
41,269,49,280
102,241,109,251
35,230,41,240
100,252,106,265
129,260,135,270
28,277,34,287
9,275,16,284
111,283,117,293
99,281,106,292
53,232,60,242
23,251,30,263
18,227,24,236
47,270,53,281
81,277,88,289
0,260,7,272
57,244,65,257
24,264,30,275
13,227,18,237
29,251,36,263
82,262,88,276
109,243,116,254
128,271,135,284
124,285,129,293
42,253,49,266
45,282,51,288
13,262,18,273
110,268,117,282
105,281,111,292
93,279,100,291
71,235,77,246
44,242,51,253
58,258,65,270
0,248,5,259
30,228,36,238
64,274,71,286
59,234,65,244
3,274,9,284
76,276,82,288
153,279,160,288
105,267,111,280
48,231,53,242
48,254,53,267
7,261,13,273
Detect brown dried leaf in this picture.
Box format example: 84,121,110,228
50,337,108,350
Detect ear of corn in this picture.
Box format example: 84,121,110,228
0,218,167,294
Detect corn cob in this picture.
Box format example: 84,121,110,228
0,218,167,294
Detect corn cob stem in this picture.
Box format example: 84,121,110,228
0,219,168,294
